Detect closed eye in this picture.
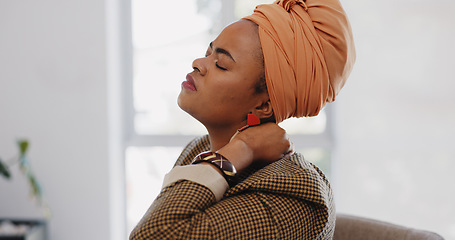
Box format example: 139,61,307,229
216,63,227,71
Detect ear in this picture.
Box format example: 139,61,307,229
251,99,274,121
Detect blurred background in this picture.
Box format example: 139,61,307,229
1,0,454,239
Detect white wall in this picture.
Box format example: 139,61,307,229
0,0,125,239
334,1,455,239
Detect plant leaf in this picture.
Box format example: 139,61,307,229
17,139,29,156
0,158,11,179
28,173,42,200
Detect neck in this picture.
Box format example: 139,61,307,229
207,126,240,151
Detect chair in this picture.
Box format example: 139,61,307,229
333,214,444,240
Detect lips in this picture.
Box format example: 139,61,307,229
182,74,197,91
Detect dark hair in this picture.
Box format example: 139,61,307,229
254,75,267,94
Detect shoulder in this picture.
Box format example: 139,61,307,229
228,153,332,205
225,153,335,239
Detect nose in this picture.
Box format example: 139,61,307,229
192,57,207,76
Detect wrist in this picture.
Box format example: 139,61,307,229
192,151,237,187
217,138,254,172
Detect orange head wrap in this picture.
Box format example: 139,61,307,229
243,0,356,123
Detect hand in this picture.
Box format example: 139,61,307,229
217,123,294,172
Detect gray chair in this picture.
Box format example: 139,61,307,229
334,214,444,240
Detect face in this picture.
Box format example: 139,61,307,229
178,20,267,130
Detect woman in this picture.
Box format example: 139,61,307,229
130,0,355,239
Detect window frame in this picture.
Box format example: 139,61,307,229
124,0,334,151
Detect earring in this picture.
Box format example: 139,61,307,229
230,113,261,142
247,113,261,126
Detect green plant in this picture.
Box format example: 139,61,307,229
0,140,50,217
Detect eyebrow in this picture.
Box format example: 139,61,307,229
209,42,236,63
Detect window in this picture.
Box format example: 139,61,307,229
125,0,333,233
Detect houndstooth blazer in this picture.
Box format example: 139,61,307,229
130,135,335,240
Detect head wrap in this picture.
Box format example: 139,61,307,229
243,0,356,123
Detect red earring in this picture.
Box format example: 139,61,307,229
230,113,262,141
247,113,261,126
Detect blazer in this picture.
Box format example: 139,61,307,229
130,135,335,240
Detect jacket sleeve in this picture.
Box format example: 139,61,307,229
129,179,320,240
161,164,229,202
